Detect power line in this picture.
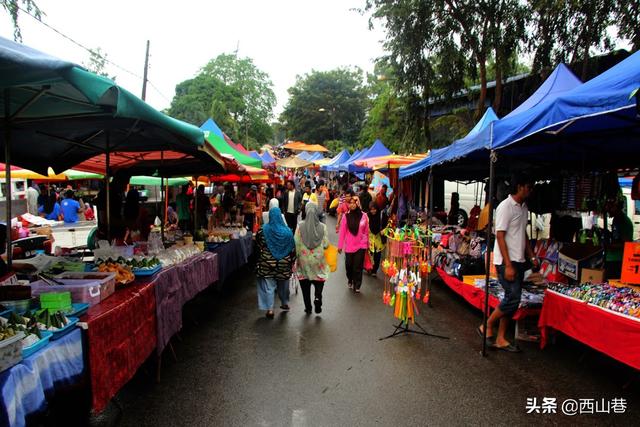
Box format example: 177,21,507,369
15,4,174,104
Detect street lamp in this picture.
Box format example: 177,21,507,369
318,107,335,140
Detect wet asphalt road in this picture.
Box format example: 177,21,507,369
107,218,638,426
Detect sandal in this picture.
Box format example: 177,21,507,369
265,310,275,319
476,326,495,341
491,342,521,353
280,305,290,311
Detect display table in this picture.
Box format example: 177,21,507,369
80,281,156,413
539,289,640,370
154,252,218,356
436,268,540,320
209,233,253,282
0,328,84,427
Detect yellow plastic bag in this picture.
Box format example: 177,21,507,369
324,244,338,272
329,198,339,210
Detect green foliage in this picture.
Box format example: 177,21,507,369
615,0,640,52
167,53,275,150
279,68,367,145
82,48,116,81
430,112,473,148
358,80,406,153
1,0,42,41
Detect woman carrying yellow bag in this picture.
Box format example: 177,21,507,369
324,244,338,272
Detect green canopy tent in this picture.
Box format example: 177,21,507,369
0,36,226,262
129,176,189,186
204,131,262,169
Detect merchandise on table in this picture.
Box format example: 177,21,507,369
472,278,546,308
548,282,640,318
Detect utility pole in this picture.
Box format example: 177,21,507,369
141,40,150,101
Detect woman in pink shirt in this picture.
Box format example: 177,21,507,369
338,196,369,293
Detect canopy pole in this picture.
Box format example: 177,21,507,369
193,176,198,233
105,133,111,242
4,89,13,267
426,168,434,308
160,177,165,246
482,151,497,357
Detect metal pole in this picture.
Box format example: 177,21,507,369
194,177,198,233
105,133,111,241
482,151,497,357
141,40,150,101
4,89,12,267
427,168,434,308
160,177,165,245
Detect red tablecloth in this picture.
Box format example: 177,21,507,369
81,281,156,413
538,289,640,370
436,267,539,320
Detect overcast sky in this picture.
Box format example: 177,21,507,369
0,0,386,120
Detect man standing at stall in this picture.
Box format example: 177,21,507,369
280,180,302,232
480,175,536,353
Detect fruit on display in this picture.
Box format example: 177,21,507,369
97,262,135,284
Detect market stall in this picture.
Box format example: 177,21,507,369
0,328,84,427
539,285,640,370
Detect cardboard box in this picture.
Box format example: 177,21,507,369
580,268,605,284
558,243,604,281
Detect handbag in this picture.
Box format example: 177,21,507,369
324,244,338,272
364,251,373,270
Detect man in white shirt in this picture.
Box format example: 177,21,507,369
280,180,302,232
26,181,40,215
479,175,537,353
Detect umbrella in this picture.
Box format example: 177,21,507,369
282,141,329,152
276,156,313,168
354,154,428,170
207,165,270,183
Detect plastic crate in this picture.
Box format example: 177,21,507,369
30,275,115,307
49,317,79,340
55,272,116,302
0,332,25,373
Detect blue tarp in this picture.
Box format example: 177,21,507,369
326,149,360,172
400,108,498,179
248,151,263,161
343,139,391,172
321,149,351,171
260,151,276,164
494,49,640,151
200,118,226,140
400,63,583,179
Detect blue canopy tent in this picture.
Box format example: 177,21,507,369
308,152,325,161
400,63,583,181
343,139,392,172
260,151,276,164
399,108,499,179
326,149,359,172
321,149,350,171
200,118,226,140
248,151,264,165
297,151,312,160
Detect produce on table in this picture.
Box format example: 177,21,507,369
97,262,135,284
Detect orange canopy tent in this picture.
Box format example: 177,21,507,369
282,141,329,152
353,154,428,170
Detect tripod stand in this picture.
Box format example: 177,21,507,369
379,319,449,341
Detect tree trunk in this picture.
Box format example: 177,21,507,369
581,38,590,81
493,50,503,115
476,56,487,120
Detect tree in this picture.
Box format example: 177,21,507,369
529,0,616,79
615,0,640,52
1,0,42,41
167,53,276,150
83,47,116,80
279,68,368,145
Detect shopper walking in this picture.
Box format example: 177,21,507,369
367,203,388,275
338,196,369,293
295,202,330,314
479,175,536,352
262,198,285,225
256,206,296,318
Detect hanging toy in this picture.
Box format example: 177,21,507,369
422,290,430,304
420,261,429,274
389,293,396,307
382,259,390,275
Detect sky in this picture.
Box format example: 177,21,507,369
0,0,387,119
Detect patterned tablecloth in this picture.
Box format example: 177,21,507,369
209,233,253,282
0,328,84,427
154,252,218,356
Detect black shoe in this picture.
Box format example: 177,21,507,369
304,308,312,315
314,299,322,313
265,310,274,319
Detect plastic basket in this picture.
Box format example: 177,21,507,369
49,317,79,340
22,331,52,358
54,272,117,303
0,332,25,372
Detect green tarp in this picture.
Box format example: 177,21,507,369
204,131,262,169
129,176,189,186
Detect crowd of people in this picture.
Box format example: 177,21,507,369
26,182,94,224
253,172,392,318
